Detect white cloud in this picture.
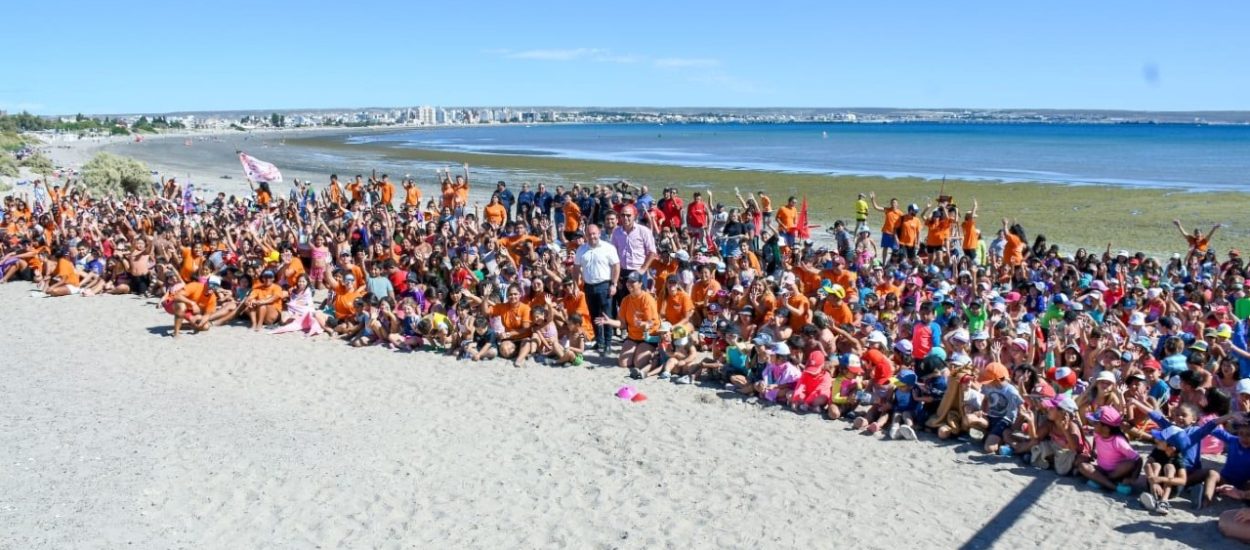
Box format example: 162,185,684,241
654,58,721,69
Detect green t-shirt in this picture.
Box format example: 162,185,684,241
964,306,988,333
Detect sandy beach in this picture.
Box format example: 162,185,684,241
0,281,1236,549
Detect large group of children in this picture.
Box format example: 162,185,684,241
4,161,1250,539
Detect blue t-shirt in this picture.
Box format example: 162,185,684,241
983,383,1023,422
1148,380,1171,403
1212,429,1250,485
1149,411,1221,471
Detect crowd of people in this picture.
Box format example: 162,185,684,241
5,162,1250,539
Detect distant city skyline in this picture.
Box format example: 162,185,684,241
6,1,1249,115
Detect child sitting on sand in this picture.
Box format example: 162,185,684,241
788,334,831,413
461,316,499,361
662,325,703,383
1076,406,1143,491
827,355,865,421
1140,426,1188,515
888,369,921,441
755,342,799,403
972,363,1023,454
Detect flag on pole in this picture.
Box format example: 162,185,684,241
797,195,811,240
238,152,283,183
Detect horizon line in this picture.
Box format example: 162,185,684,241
15,105,1250,118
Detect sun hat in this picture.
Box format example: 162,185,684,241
971,330,990,341
1086,405,1124,428
950,329,970,344
1189,340,1209,352
1095,370,1117,384
950,352,972,366
1132,335,1153,349
206,275,222,288
1129,312,1147,326
979,362,1009,383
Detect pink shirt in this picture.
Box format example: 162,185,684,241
609,224,657,272
1093,434,1138,471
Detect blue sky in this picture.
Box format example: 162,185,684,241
6,1,1249,114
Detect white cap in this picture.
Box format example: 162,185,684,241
1237,379,1250,396
1095,370,1117,384
867,330,888,345
1129,312,1147,326
950,352,972,366
771,342,791,355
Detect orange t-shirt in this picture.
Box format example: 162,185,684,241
54,257,80,286
924,217,952,248
561,292,594,339
1187,235,1210,252
332,283,366,320
454,181,470,206
256,190,272,208
775,205,798,232
961,219,980,250
440,183,456,208
563,201,582,232
379,182,395,206
1005,233,1025,266
27,245,47,273
347,182,363,202
897,216,922,247
618,292,660,341
281,257,306,286
821,300,854,326
328,182,343,206
250,282,286,309
786,293,812,331
180,281,218,315
881,207,902,234
404,186,422,206
759,194,773,213
484,203,507,227
662,290,695,325
691,279,722,308
491,302,532,338
499,235,542,264
179,246,198,282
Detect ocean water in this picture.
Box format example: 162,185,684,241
343,122,1250,191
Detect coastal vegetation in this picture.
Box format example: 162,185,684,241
80,152,151,196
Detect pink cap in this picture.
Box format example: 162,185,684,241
1086,405,1123,428
1005,291,1022,303
616,386,638,400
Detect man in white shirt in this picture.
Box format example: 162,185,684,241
576,224,621,354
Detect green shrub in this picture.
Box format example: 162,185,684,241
20,152,53,174
80,152,151,196
0,153,17,177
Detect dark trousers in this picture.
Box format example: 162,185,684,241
613,269,637,313
585,280,613,351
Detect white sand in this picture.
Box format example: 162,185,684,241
0,282,1235,549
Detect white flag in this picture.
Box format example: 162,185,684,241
238,152,283,183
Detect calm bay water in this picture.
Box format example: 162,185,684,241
344,122,1250,191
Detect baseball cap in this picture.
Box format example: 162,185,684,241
979,362,1009,383
893,339,913,355
1042,394,1078,414
1086,405,1124,428
867,330,888,346
1095,370,1117,384
896,369,918,387
770,342,791,356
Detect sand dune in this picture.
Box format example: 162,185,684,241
0,282,1236,548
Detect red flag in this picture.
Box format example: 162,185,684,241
797,195,811,239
